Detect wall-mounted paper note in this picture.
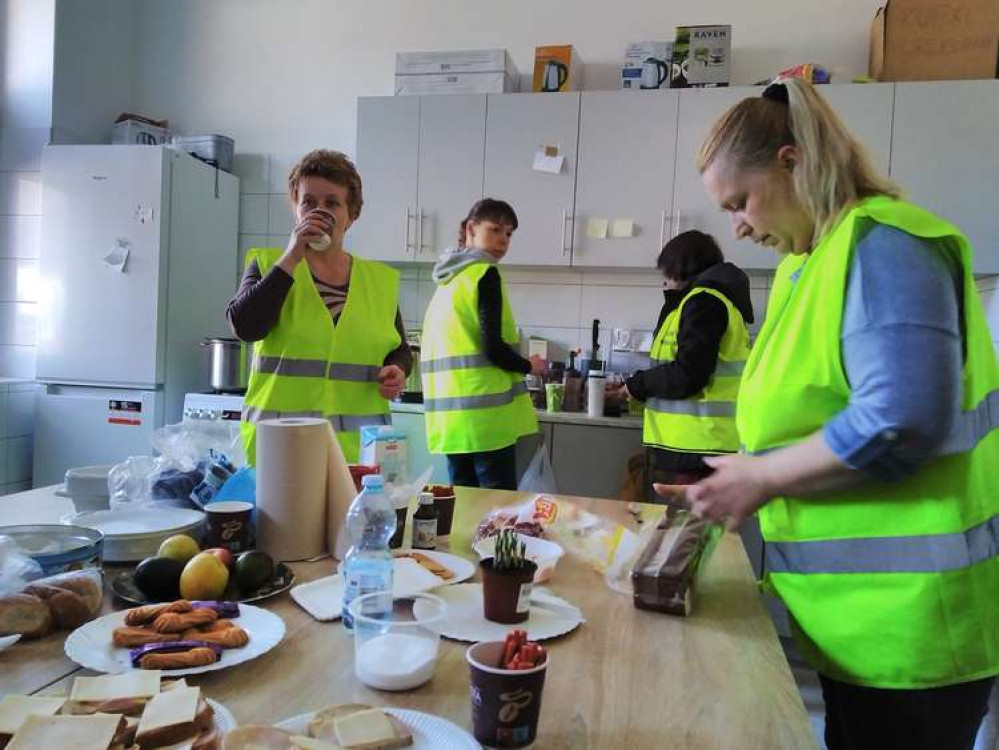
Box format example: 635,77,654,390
586,218,608,239
610,219,635,238
102,238,131,272
533,148,565,174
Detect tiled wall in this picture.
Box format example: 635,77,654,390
0,380,37,494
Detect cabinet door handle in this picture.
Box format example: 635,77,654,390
405,206,415,255
418,208,430,255
659,207,670,249
672,204,682,240
560,209,573,257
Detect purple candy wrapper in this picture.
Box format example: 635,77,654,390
129,640,223,668
191,600,240,618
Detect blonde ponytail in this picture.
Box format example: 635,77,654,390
697,78,900,244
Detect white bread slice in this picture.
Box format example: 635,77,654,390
0,694,66,735
72,672,163,702
221,725,294,750
308,705,411,750
135,686,201,748
7,713,124,750
290,736,345,749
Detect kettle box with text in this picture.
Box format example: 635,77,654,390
672,25,731,87
533,45,583,92
621,41,674,89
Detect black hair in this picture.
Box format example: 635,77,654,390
656,230,724,282
458,198,519,247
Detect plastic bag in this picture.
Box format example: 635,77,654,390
0,535,43,597
473,494,641,577
516,441,556,495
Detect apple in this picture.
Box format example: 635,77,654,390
203,547,234,570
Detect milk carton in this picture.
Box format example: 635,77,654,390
359,426,408,485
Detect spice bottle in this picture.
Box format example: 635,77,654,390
412,492,438,550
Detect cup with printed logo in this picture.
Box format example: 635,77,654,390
467,639,548,748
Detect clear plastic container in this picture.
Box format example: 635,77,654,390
350,592,446,691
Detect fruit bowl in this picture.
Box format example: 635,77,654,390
109,561,296,605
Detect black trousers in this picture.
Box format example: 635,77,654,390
446,444,518,490
820,673,995,750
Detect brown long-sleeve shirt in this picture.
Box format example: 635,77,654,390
225,260,413,375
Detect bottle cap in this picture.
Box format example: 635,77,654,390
361,474,384,490
418,492,434,505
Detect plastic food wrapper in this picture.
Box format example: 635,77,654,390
776,63,831,84
108,419,244,510
0,535,44,597
474,494,643,577
627,506,722,616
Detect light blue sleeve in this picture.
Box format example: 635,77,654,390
822,224,963,480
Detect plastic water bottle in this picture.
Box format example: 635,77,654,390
341,474,397,630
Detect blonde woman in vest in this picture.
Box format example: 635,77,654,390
666,77,998,750
226,150,411,465
421,199,543,490
616,230,752,490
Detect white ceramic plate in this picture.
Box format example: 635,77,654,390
0,634,21,652
275,708,480,750
421,583,584,643
290,549,476,622
64,603,285,675
62,507,205,563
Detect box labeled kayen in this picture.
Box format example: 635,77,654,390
869,0,999,81
672,25,731,87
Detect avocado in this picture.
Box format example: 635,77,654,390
234,551,274,592
133,556,184,602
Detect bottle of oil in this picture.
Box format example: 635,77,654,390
412,492,438,550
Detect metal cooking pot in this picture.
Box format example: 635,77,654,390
201,337,246,393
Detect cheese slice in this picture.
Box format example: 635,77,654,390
0,695,67,735
334,709,396,747
291,735,346,750
161,678,189,692
6,713,121,750
135,686,200,738
70,670,162,702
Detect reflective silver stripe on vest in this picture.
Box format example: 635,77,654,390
254,356,381,383
767,512,999,575
424,382,528,413
650,359,746,377
421,354,493,374
645,398,736,418
243,406,390,432
936,388,999,456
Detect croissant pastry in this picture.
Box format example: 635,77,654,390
180,625,249,648
124,600,193,626
112,626,182,648
195,618,235,633
151,608,218,633
139,646,218,670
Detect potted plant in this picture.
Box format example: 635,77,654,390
480,529,538,624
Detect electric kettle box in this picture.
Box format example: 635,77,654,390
621,41,674,89
533,45,583,92
395,49,519,94
672,25,731,88
869,0,999,81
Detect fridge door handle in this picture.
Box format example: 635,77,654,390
405,206,416,255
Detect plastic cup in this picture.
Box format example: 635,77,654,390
349,592,446,691
467,640,548,748
544,383,564,413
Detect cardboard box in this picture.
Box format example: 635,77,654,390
621,41,674,90
869,0,999,81
395,49,519,95
359,426,407,485
672,25,731,88
533,45,583,92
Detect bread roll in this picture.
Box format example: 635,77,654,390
0,593,52,639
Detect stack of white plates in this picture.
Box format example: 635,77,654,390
62,507,205,562
55,465,112,513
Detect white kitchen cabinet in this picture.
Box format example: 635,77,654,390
890,80,999,273
483,93,580,266
416,94,487,260
571,91,680,268
673,83,894,270
354,97,419,262
549,422,644,499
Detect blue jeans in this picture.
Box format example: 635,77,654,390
447,445,517,490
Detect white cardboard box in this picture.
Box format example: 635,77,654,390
395,49,519,95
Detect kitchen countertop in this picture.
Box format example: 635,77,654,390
1,485,814,749
392,400,644,430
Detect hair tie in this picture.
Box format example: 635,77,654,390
762,82,789,105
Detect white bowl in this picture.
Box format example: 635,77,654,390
472,533,565,583
62,507,204,562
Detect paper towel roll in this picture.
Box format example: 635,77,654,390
255,417,357,562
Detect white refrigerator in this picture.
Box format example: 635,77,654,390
33,145,239,486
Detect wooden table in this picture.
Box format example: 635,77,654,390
0,486,816,749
